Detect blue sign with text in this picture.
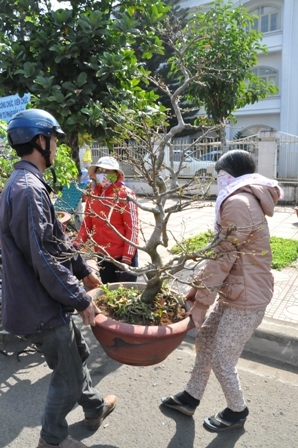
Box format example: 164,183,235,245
0,93,31,122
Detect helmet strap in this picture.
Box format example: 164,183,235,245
32,136,52,168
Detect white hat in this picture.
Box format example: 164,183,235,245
88,156,125,181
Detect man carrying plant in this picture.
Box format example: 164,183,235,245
0,109,117,448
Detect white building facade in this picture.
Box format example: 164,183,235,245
180,0,298,139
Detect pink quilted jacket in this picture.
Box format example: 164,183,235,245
193,185,281,311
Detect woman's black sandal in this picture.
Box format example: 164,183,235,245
203,413,247,432
161,395,196,416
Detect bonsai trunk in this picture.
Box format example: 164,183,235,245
140,275,163,304
140,246,163,304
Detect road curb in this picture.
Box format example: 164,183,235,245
244,317,298,368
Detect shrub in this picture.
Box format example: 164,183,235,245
170,232,298,270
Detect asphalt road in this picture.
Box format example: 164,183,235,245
0,317,297,448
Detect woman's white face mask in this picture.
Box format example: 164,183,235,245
217,170,235,192
96,172,117,188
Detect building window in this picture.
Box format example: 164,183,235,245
250,6,280,33
252,66,278,87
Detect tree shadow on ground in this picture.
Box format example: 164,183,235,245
203,427,245,448
158,403,246,448
0,334,49,448
0,323,121,448
68,419,120,448
159,404,195,448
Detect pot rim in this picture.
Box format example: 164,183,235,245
93,311,193,336
89,284,195,336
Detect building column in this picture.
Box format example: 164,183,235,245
280,0,298,135
257,130,278,178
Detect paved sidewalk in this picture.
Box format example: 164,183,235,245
137,199,298,367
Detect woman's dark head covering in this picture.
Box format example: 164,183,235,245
215,149,256,178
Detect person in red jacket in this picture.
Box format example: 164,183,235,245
75,156,139,284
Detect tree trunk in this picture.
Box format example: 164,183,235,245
67,131,81,173
140,276,163,304
220,125,228,153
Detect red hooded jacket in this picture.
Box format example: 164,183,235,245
76,181,139,264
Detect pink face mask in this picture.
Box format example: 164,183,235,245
217,170,235,192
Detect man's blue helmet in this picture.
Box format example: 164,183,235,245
7,109,65,148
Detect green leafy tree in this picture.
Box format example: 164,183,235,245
180,0,278,148
133,0,197,131
0,0,168,167
0,121,19,190
0,119,78,190
79,2,279,303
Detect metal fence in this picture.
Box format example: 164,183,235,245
90,142,109,162
90,132,298,183
276,133,298,180
90,136,259,177
90,141,147,163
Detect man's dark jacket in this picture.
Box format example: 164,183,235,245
0,161,92,335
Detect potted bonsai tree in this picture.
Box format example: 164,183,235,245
73,14,225,366
70,1,274,366
84,117,219,365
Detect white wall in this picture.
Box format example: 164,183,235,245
228,114,280,140
178,0,298,138
280,0,298,135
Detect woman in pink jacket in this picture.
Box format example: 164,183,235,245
161,150,283,432
75,156,139,284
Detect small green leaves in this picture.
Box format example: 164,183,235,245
94,284,185,325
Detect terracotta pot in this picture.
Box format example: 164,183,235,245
56,210,71,231
89,283,195,366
